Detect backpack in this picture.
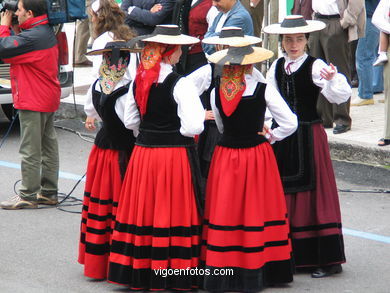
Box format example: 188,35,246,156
46,0,87,24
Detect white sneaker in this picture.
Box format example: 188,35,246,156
373,54,388,66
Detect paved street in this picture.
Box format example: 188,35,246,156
0,116,389,293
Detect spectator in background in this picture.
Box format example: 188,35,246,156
176,0,218,74
372,0,390,146
292,0,312,20
74,0,94,67
121,0,175,35
241,0,263,38
352,0,384,107
309,0,365,134
202,0,253,55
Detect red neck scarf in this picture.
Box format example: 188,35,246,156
219,64,252,117
135,42,178,117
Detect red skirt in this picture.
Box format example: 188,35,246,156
78,145,123,279
285,123,346,267
108,146,202,290
202,142,293,292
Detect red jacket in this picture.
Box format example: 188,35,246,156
0,15,60,112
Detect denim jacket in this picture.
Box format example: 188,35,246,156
202,0,254,55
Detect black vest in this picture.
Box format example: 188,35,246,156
92,81,135,151
275,55,321,123
134,72,195,147
272,56,320,194
215,81,267,148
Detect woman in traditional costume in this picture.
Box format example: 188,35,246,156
107,25,205,290
78,0,138,280
201,32,297,292
264,15,350,278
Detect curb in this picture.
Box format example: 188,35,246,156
328,141,390,166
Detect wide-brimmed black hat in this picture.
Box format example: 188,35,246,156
128,25,199,48
86,40,141,55
263,15,325,35
202,26,261,47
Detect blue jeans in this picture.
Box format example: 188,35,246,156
356,17,384,99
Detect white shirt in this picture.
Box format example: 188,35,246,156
210,69,298,144
372,0,390,34
186,64,212,97
123,62,205,137
215,13,229,33
312,0,339,15
266,54,351,105
191,0,218,27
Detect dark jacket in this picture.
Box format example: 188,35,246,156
202,0,253,55
121,0,176,35
0,14,60,112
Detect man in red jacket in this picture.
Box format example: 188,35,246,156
0,0,61,209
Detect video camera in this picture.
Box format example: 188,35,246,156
0,0,18,13
0,0,87,24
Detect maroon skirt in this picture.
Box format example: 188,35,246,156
202,142,293,292
78,145,123,279
285,123,346,267
108,146,202,290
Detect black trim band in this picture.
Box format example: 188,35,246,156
204,219,287,231
111,240,201,259
115,223,202,237
204,240,289,253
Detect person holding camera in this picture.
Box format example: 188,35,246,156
0,0,61,210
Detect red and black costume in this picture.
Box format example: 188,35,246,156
78,81,135,279
272,56,346,268
202,74,294,292
108,64,205,290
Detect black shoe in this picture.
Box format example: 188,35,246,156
333,124,351,134
311,264,343,278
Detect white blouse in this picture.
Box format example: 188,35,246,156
123,62,205,137
266,54,351,105
210,69,298,144
312,0,339,15
372,0,390,34
84,32,138,121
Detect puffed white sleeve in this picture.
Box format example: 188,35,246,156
173,77,205,137
265,59,279,90
372,0,390,34
312,59,351,104
265,83,298,143
123,81,141,134
210,89,224,133
186,64,212,97
115,93,137,138
83,82,101,121
265,60,280,128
